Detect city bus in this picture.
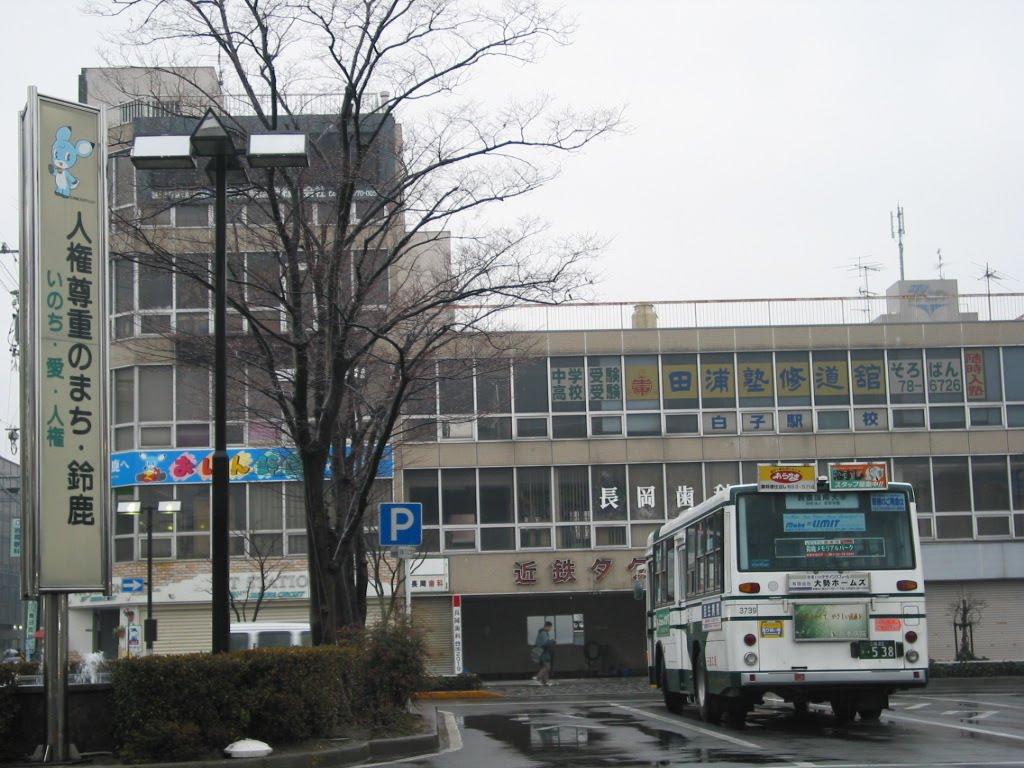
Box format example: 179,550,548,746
646,462,927,725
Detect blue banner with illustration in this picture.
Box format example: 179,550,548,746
111,446,393,487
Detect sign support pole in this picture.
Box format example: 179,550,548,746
35,593,80,763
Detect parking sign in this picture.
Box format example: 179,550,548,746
379,503,423,547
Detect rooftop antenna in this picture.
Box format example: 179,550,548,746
973,262,1017,321
936,249,946,279
890,205,906,281
839,257,883,317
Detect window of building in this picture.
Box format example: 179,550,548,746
929,406,966,429
404,469,440,526
587,355,623,411
629,464,664,521
550,356,586,412
976,516,1010,537
627,413,661,436
592,465,627,522
926,348,964,403
662,354,698,410
513,358,549,413
556,525,591,549
438,360,474,415
625,355,660,411
552,415,587,439
964,348,1001,401
665,462,703,516
970,407,1002,427
519,528,552,548
892,408,926,429
850,349,887,405
175,203,209,227
775,351,810,406
1004,347,1024,401
477,361,511,413
892,457,933,513
705,462,739,497
1009,405,1024,428
555,466,589,523
888,349,925,404
700,352,735,409
480,528,515,551
591,415,622,436
932,456,971,512
812,350,850,406
935,515,973,539
737,352,774,408
138,366,173,422
441,469,477,526
971,456,1009,512
665,413,699,434
515,417,548,438
477,417,512,440
816,410,851,431
479,468,514,524
517,467,552,523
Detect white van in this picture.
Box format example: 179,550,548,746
229,622,312,651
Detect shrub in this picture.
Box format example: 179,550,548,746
930,660,1024,678
339,620,426,725
0,665,17,760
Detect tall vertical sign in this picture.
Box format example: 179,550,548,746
20,89,109,594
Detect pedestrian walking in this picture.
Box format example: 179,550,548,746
530,621,556,685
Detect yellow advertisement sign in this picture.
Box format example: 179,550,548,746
776,360,811,398
738,362,774,398
757,464,817,492
662,363,698,399
850,357,886,397
813,360,849,397
701,362,735,399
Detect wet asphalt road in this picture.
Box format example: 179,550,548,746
389,677,1024,768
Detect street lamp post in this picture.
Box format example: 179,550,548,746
131,110,307,653
117,500,181,654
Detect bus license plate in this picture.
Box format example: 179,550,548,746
858,640,896,659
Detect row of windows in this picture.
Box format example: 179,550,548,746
111,248,390,340
112,454,1024,563
405,348,1021,419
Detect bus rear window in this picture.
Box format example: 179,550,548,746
737,490,915,572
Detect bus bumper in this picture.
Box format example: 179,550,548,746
740,669,928,687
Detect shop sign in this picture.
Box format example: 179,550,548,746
757,464,817,493
828,462,888,490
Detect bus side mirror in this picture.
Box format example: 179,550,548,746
633,579,645,600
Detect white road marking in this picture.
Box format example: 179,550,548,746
611,703,764,750
941,710,998,720
902,703,931,710
907,694,1024,712
884,711,1024,743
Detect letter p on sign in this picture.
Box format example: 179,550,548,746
379,502,423,547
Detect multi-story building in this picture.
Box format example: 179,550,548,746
0,456,24,654
68,67,1024,674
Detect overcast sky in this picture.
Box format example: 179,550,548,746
2,0,1022,462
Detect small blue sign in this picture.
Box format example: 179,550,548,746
379,503,423,547
121,577,145,594
871,493,907,512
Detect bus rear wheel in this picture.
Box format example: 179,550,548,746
695,654,721,724
661,665,685,714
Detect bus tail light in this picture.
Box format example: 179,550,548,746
743,633,757,646
896,580,918,591
738,582,761,594
904,630,918,644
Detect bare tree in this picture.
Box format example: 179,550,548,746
228,531,287,623
99,0,620,644
948,590,987,661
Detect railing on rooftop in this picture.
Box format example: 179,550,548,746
453,293,1024,333
103,92,388,128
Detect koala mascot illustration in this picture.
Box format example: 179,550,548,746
48,126,94,198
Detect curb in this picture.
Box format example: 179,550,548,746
414,689,505,700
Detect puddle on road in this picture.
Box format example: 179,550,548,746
462,709,784,766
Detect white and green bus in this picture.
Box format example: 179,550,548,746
646,462,927,725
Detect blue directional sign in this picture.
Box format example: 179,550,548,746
121,577,145,594
379,503,423,547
